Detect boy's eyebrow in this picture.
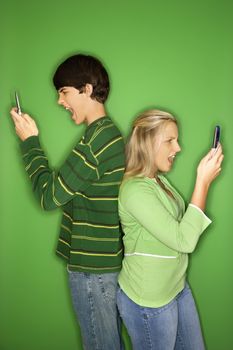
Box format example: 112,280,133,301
58,87,65,93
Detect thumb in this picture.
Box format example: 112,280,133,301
207,148,217,160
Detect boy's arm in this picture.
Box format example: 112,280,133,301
20,135,99,210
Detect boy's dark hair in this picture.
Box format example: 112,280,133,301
53,54,110,104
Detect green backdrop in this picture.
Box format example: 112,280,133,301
1,1,232,349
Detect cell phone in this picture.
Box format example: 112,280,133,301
15,91,22,115
212,125,220,148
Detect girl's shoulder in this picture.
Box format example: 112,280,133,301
120,176,158,196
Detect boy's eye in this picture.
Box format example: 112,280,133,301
59,88,68,95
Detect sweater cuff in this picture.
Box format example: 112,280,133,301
186,203,212,234
188,204,212,224
20,136,41,155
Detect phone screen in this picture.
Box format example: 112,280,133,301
15,91,22,115
212,125,220,148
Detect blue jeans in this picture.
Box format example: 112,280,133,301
117,283,205,350
68,270,123,350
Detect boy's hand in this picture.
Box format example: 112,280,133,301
10,108,39,141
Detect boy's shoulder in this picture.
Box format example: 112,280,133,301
88,116,121,138
85,116,124,153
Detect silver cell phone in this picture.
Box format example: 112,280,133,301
15,91,22,115
212,125,220,148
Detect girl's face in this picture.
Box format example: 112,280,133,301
154,122,181,174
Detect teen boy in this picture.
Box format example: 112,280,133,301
10,54,125,349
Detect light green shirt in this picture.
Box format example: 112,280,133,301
118,176,211,307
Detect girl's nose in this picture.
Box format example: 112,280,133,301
176,142,181,153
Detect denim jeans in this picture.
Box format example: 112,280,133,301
68,270,123,350
117,283,205,350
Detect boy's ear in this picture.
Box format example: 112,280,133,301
85,83,93,97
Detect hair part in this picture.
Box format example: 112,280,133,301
53,54,110,103
124,109,177,179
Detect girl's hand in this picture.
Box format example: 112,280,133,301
10,108,39,141
196,144,224,187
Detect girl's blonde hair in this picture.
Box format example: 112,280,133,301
124,109,177,178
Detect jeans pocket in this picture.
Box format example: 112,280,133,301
143,297,176,319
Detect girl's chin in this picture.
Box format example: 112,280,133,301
159,165,172,173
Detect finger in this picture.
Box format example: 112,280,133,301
217,154,224,166
214,147,223,160
207,148,216,160
211,144,222,159
216,143,222,153
10,108,22,122
213,169,221,181
216,167,222,177
20,114,32,126
10,113,20,125
23,114,35,123
210,148,216,156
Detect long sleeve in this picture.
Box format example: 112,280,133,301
119,178,211,253
20,136,99,210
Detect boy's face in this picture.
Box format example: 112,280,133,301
57,86,90,125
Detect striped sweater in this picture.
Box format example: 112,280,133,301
20,116,125,273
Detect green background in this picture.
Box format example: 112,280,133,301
1,0,232,349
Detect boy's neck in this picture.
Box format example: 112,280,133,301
86,102,107,125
